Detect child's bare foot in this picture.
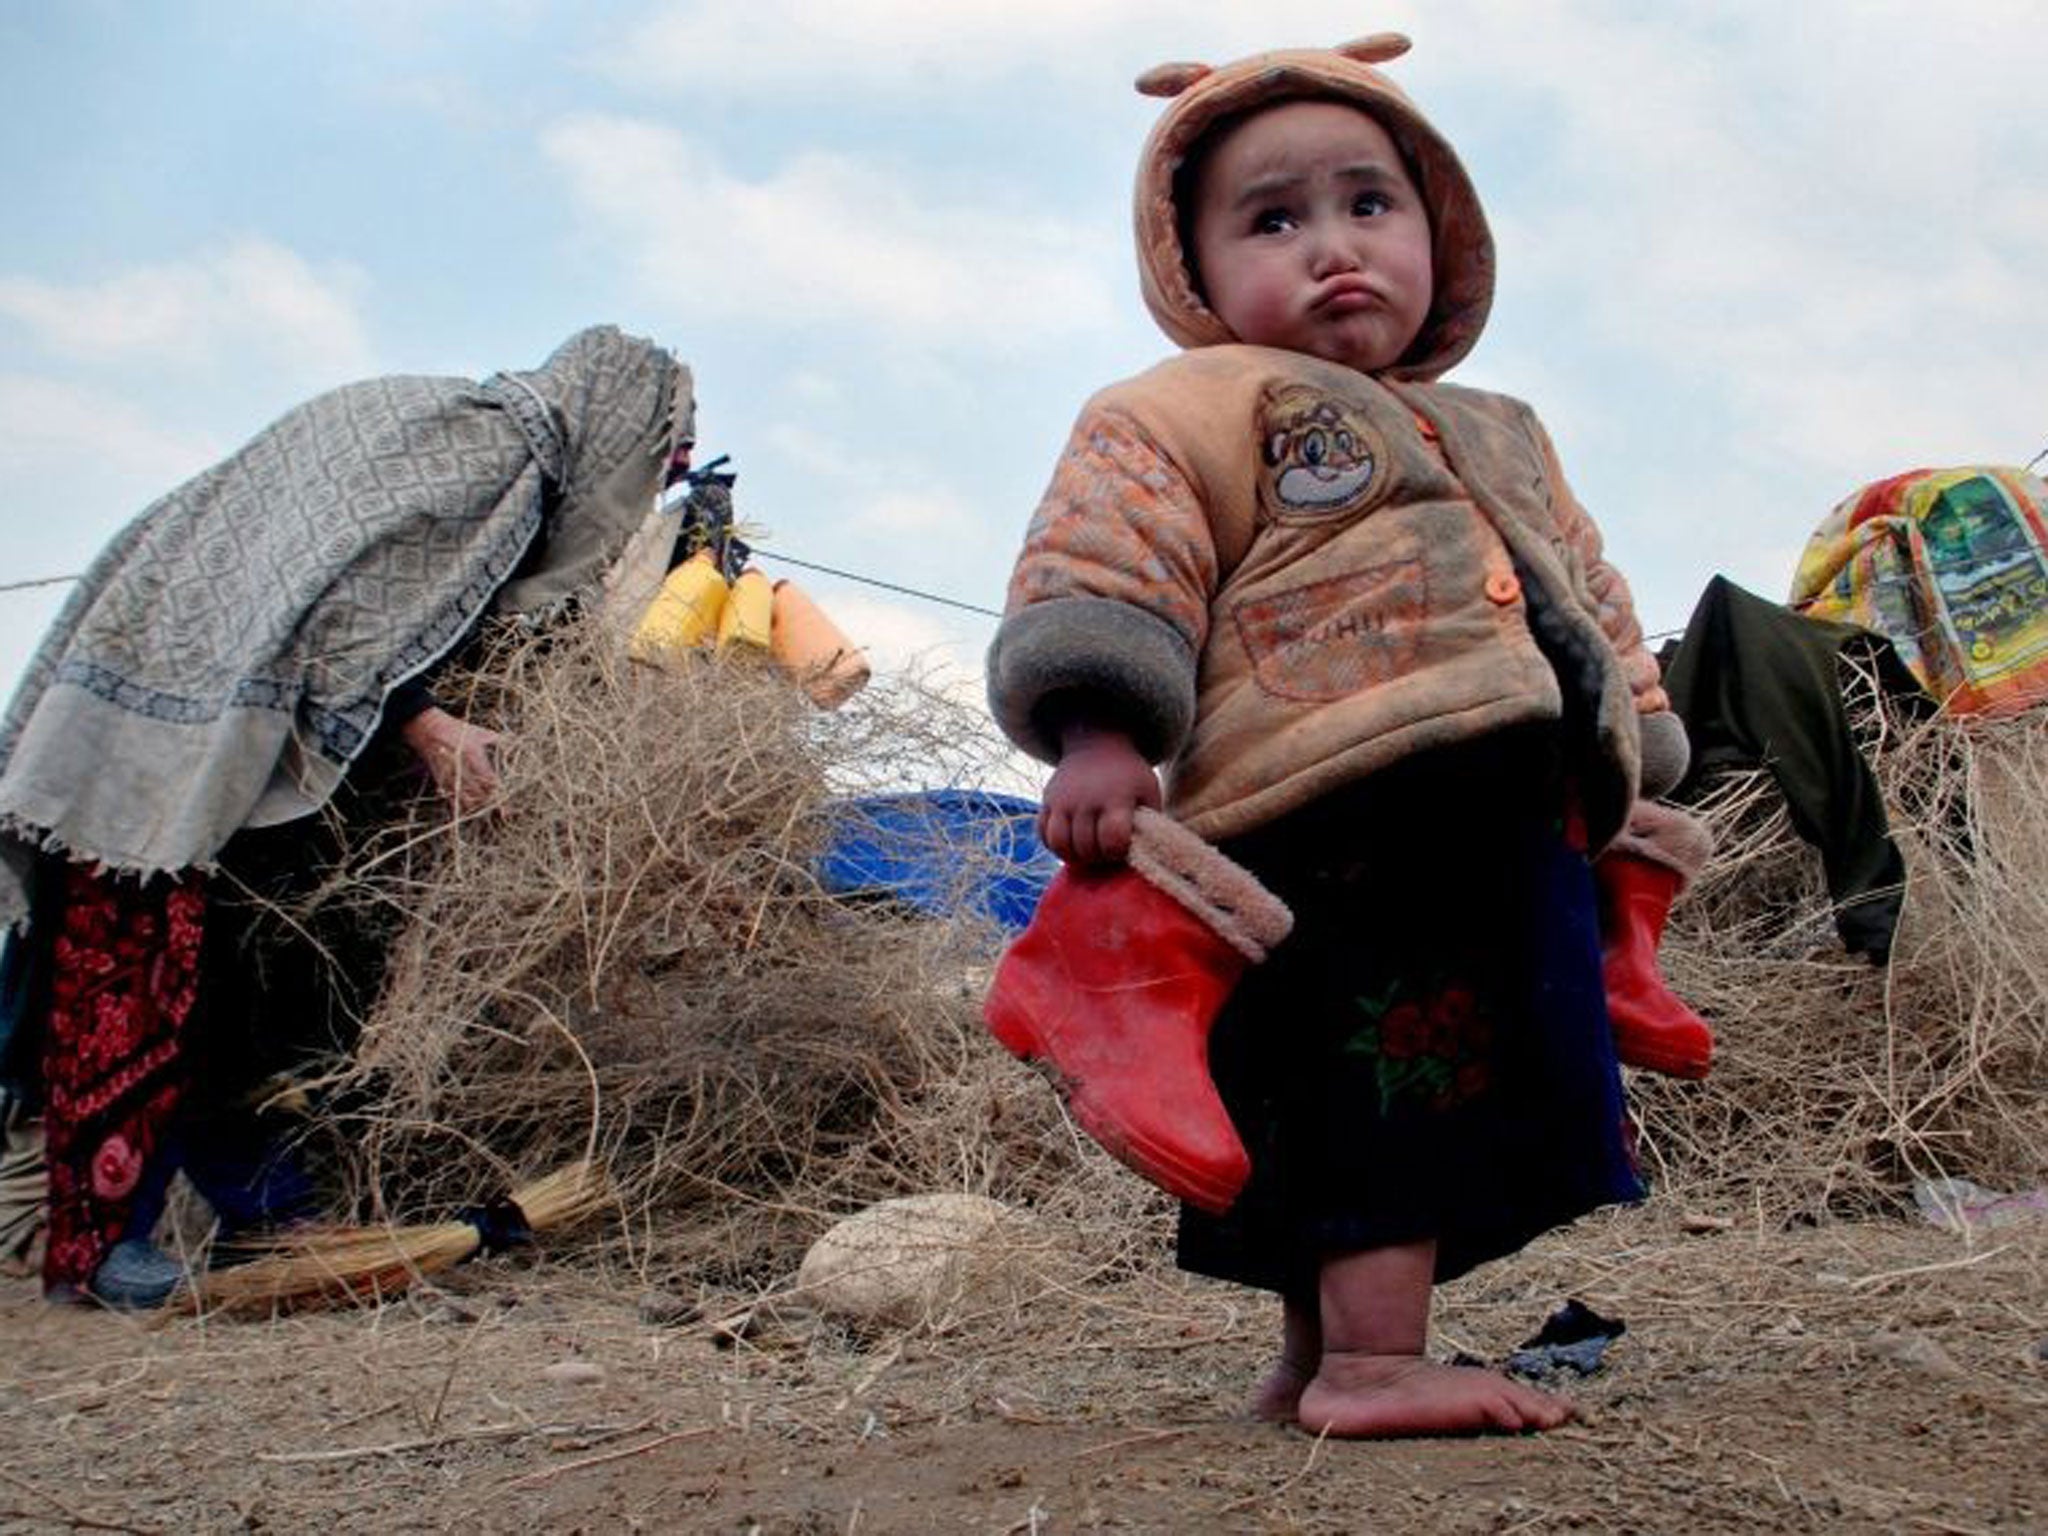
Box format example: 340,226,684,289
1249,1355,1314,1422
1250,1296,1322,1422
1296,1351,1574,1438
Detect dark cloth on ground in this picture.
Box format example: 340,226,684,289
1177,726,1644,1298
1663,575,1928,963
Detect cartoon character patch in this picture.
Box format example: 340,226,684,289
1233,559,1427,702
1257,384,1391,525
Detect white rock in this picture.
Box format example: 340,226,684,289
796,1193,1029,1328
541,1359,606,1386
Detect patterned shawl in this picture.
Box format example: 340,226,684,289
0,325,693,924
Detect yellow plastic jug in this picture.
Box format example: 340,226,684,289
717,566,774,652
630,549,728,662
770,579,871,708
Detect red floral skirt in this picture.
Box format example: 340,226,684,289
40,865,206,1295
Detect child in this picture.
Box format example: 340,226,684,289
983,35,1691,1438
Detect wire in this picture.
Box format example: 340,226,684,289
2025,442,2048,474
0,549,1006,619
0,574,82,593
748,549,1004,618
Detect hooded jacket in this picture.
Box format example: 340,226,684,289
985,35,1678,852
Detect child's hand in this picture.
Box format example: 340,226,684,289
1040,723,1162,866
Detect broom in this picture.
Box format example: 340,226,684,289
184,1159,611,1315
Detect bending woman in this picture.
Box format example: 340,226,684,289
0,325,694,1304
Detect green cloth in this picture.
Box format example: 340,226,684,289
1664,576,1924,961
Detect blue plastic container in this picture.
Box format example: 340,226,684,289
815,790,1056,934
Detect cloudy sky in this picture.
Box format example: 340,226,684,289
5,1,2047,760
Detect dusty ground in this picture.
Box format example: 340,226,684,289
2,1198,2042,1534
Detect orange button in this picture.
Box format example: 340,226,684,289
1485,572,1522,605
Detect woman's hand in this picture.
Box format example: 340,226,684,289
400,706,503,816
1038,723,1161,866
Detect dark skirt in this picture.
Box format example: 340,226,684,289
1177,726,1642,1297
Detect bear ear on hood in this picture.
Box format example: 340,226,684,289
1135,61,1211,97
1334,33,1411,66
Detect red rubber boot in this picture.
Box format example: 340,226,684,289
984,809,1292,1214
1597,851,1714,1079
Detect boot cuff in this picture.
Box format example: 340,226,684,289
1606,800,1714,882
1128,808,1294,963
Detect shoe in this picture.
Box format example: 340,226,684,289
89,1238,188,1310
1597,850,1714,1079
984,809,1291,1213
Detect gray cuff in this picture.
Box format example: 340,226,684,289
1638,710,1690,799
985,596,1197,764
